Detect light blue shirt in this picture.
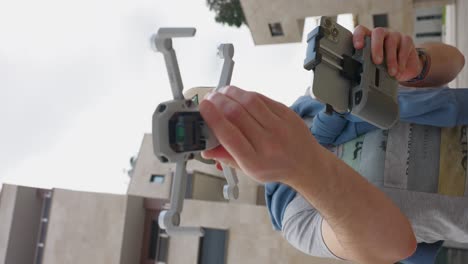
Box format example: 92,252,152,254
265,87,468,263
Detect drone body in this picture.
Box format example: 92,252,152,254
151,28,239,236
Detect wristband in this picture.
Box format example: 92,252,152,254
404,48,431,83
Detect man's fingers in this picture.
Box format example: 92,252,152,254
385,32,400,77
215,161,223,171
217,86,280,129
371,27,387,65
353,25,372,49
403,48,422,81
396,35,413,80
256,93,292,120
202,145,231,160
203,92,265,150
199,99,256,163
202,148,240,171
202,146,240,171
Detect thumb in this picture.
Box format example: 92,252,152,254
201,145,232,160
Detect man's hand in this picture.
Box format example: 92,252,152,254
200,85,319,184
353,25,422,82
200,86,416,263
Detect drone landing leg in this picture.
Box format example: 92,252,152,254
159,161,204,236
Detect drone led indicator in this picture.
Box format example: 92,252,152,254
176,124,185,143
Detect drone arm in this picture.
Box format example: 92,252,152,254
214,44,240,200
152,28,196,100
170,161,188,214
216,44,235,90
222,165,239,200
162,46,184,100
159,161,204,236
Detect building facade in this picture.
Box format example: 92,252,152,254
0,185,44,264
238,0,468,88
238,0,452,45
0,132,345,263
3,84,468,263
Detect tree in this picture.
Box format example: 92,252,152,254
206,0,247,28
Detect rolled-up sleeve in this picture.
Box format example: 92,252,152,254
281,194,341,259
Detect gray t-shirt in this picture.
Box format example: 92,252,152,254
282,122,468,259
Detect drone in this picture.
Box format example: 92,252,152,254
151,28,239,237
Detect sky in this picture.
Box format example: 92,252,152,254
0,0,353,194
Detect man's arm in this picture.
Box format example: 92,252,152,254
288,143,416,263
410,42,465,87
200,86,417,264
353,26,465,87
200,26,468,263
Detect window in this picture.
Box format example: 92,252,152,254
414,7,443,44
268,22,284,37
156,234,169,263
150,174,165,184
34,190,52,264
148,220,159,259
198,228,228,264
256,185,266,206
415,32,442,38
148,220,169,262
373,14,389,28
416,14,442,21
185,172,193,199
187,171,227,202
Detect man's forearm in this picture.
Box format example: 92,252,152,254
403,42,465,87
284,144,416,263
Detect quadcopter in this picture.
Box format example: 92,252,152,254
151,28,239,237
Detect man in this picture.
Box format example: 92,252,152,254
199,25,466,264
